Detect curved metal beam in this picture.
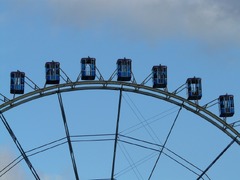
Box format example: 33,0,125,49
0,80,239,145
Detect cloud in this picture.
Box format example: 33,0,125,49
0,146,67,180
45,0,240,44
0,147,26,180
2,0,240,44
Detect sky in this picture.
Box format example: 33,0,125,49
0,0,240,179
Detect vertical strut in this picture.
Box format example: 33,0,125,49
57,93,80,180
0,112,40,180
111,88,123,180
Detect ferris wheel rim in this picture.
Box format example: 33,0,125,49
0,80,239,145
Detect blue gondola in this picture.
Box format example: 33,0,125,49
81,57,96,80
152,65,167,88
219,94,234,117
117,58,132,81
186,77,202,100
45,61,60,84
10,71,25,94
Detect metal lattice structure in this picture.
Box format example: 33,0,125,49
0,60,239,179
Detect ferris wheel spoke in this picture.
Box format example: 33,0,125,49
0,57,239,179
197,137,237,180
111,88,123,180
148,105,183,179
0,113,40,180
57,93,80,180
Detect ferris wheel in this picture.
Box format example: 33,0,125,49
0,57,239,180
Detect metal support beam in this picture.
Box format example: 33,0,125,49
197,137,237,180
0,81,239,146
57,93,80,180
111,88,123,180
0,112,40,180
25,75,40,91
148,106,182,180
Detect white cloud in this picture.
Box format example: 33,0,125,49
0,146,67,180
0,147,26,180
1,0,240,44
44,0,240,44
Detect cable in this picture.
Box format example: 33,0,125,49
0,132,212,179
71,138,114,143
119,134,210,179
0,133,117,178
0,137,67,176
122,94,160,144
197,137,237,180
0,113,40,180
115,152,157,178
118,142,143,180
121,106,178,135
0,138,68,177
0,135,211,180
148,106,182,179
117,139,203,178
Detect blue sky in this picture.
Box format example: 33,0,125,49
0,0,240,179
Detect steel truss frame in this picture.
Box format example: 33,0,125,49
0,81,239,145
0,80,239,179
